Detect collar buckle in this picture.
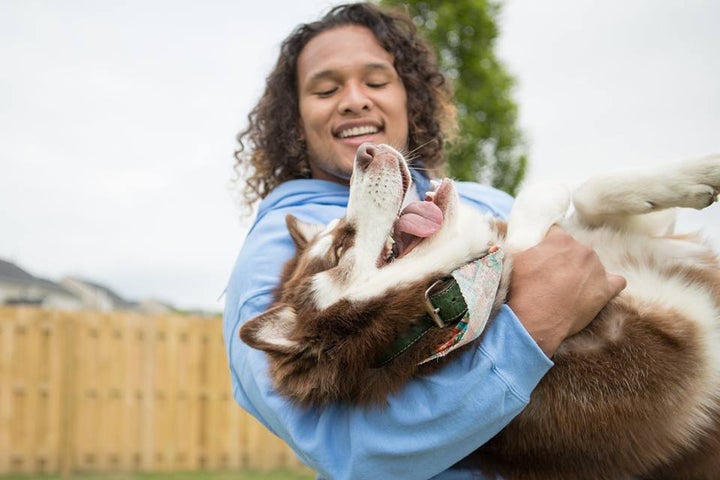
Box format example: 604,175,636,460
424,279,450,327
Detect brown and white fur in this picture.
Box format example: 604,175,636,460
241,143,720,479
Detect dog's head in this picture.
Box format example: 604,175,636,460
240,143,501,406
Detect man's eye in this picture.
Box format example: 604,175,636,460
316,88,337,97
367,82,388,89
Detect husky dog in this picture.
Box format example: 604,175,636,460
241,143,720,479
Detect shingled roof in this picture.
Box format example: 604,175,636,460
0,259,71,295
0,258,36,284
62,276,136,309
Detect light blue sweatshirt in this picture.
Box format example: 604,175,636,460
223,176,553,479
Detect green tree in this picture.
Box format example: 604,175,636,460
380,0,527,195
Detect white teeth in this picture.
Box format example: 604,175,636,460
338,125,379,139
384,235,396,260
425,191,436,200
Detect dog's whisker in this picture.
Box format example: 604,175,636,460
407,165,434,173
403,139,437,158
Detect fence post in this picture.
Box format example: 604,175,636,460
0,309,11,473
59,312,76,478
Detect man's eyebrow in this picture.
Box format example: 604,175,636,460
305,63,395,84
306,70,337,84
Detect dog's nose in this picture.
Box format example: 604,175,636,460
356,142,377,171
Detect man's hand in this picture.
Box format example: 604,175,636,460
507,226,626,357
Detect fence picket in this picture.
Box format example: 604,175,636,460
0,307,309,475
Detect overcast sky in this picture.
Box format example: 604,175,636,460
1,0,718,312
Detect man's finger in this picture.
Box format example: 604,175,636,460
545,224,565,237
607,273,627,297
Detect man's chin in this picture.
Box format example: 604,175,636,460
308,162,353,185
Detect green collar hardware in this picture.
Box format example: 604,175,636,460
373,246,504,368
375,277,468,367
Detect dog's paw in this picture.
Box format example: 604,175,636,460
674,154,720,210
515,182,572,220
671,183,718,210
507,182,571,250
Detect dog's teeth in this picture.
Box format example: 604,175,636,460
384,235,396,261
425,191,436,200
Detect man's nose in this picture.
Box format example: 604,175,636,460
338,83,372,114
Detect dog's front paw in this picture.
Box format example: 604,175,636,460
506,183,571,251
675,155,720,210
674,183,718,210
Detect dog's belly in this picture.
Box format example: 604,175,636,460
566,224,720,382
475,224,720,478
569,226,718,327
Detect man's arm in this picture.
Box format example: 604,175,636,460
228,294,552,479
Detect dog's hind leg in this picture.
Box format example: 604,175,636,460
572,154,720,233
644,410,720,480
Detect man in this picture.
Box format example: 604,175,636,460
224,3,625,479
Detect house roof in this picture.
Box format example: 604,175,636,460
0,258,37,284
63,276,136,308
1,259,176,312
0,258,75,296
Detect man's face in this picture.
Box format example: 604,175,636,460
296,25,409,184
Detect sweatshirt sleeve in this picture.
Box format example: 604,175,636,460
223,201,553,480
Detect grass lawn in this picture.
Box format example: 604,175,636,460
0,471,314,480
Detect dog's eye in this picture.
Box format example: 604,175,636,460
330,226,354,265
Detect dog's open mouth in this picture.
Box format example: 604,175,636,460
380,178,452,265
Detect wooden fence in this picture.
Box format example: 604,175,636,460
0,307,309,475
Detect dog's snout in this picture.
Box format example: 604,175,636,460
356,143,401,173
356,143,377,171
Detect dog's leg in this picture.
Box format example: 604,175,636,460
572,154,720,232
505,182,571,251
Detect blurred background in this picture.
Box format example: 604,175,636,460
1,0,718,478
1,0,718,314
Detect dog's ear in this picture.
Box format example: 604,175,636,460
240,304,302,354
286,215,324,250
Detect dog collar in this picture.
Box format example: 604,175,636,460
375,246,503,367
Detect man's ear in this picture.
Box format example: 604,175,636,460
240,304,302,354
286,215,324,250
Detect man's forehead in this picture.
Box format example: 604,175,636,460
296,26,395,83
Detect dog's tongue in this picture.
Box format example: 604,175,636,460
396,200,443,238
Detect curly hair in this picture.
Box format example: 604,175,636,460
235,2,457,205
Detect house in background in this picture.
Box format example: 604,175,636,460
60,276,136,312
134,298,174,315
0,259,82,309
59,278,175,314
0,258,175,313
